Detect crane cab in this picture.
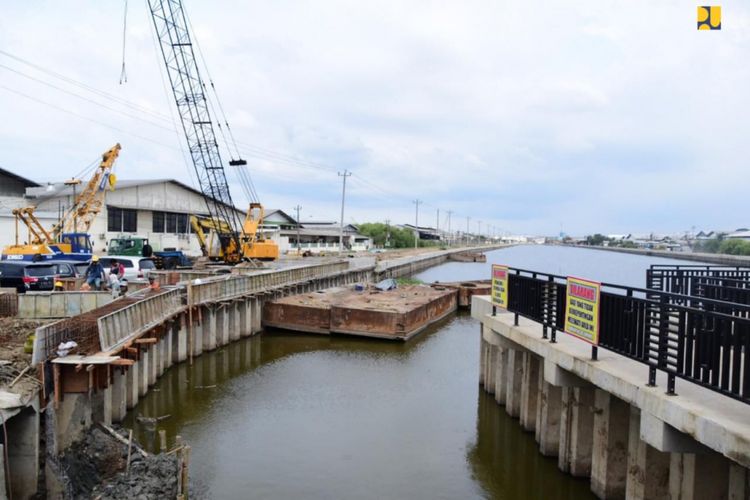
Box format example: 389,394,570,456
1,233,93,262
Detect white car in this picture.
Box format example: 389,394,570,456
99,256,156,280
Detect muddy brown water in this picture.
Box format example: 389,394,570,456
124,246,706,499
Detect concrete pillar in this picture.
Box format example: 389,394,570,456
536,380,562,456
6,408,40,499
177,316,187,362
111,368,127,422
591,389,630,499
558,386,595,477
149,343,158,386
239,299,249,337
504,348,524,418
139,350,149,396
166,326,173,369
479,335,487,387
54,393,92,453
193,315,204,357
728,464,749,500
626,406,670,499
126,363,139,409
519,352,540,432
102,383,112,425
253,298,262,333
493,345,508,405
231,302,241,342
220,305,230,346
669,452,730,500
171,319,179,363
0,444,5,500
205,307,217,351
243,299,254,337
157,337,166,377
486,345,497,394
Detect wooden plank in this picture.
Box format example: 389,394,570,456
110,358,135,366
134,338,158,344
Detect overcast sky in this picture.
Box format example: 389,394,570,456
1,1,748,236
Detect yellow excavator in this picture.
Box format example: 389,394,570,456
190,203,279,262
2,144,120,261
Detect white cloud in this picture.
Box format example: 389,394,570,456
0,0,749,235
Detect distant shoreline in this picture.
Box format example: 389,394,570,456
572,244,750,266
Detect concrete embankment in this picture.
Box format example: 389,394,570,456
473,296,750,499
582,245,750,266
5,248,492,497
374,244,505,279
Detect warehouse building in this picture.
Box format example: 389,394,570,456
0,167,371,256
0,170,252,256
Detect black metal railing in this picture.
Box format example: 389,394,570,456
647,264,750,296
498,267,750,405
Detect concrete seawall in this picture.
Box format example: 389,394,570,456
374,244,505,279
473,295,750,500
580,245,750,266
4,248,503,497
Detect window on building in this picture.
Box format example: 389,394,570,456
107,207,138,232
177,213,189,234
153,211,165,233
122,209,137,232
107,208,120,232
166,212,177,233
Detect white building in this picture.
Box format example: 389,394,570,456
0,170,249,256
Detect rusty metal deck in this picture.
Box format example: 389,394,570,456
263,285,458,340
430,280,491,307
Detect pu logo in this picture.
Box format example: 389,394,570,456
698,6,721,30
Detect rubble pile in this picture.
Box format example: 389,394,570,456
59,425,179,500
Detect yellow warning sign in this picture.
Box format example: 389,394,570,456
564,276,601,345
491,264,509,309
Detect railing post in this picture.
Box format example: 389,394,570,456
591,345,598,360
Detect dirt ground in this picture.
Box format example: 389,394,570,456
0,317,42,398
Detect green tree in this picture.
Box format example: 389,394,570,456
718,239,750,256
585,234,608,246
357,222,416,248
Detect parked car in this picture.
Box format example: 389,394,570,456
0,261,57,292
48,260,85,279
98,256,156,280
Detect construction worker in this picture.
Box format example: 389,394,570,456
107,269,121,298
54,281,65,292
84,255,105,290
147,275,160,291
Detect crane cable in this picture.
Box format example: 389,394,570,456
119,0,128,84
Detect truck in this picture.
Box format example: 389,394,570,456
106,236,191,269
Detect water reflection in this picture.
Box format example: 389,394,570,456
467,392,593,499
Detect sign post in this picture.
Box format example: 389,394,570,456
564,276,601,350
491,265,509,315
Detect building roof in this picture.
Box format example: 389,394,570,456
0,166,39,188
26,178,246,215
263,208,297,225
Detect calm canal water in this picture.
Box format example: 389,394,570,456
124,246,704,499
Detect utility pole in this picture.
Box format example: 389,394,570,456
436,208,440,241
447,210,453,247
293,205,302,253
65,178,81,232
385,219,391,248
338,170,351,254
466,216,470,246
413,199,422,249
477,220,482,244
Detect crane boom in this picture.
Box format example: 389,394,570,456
147,0,244,260
53,143,121,236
